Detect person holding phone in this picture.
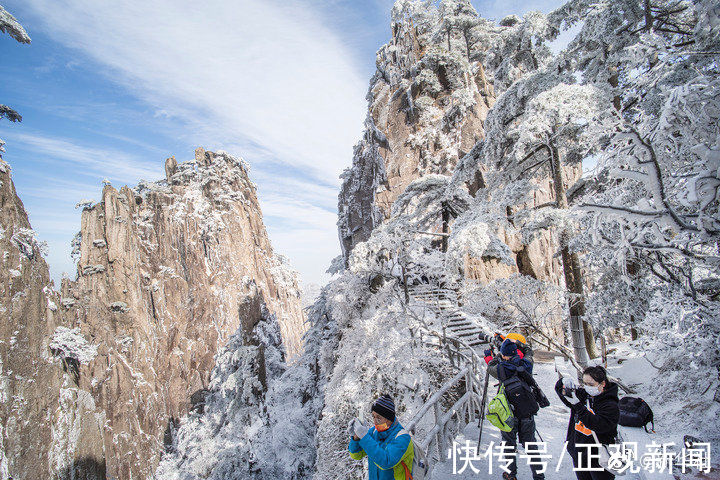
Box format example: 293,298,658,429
555,365,620,480
347,394,415,479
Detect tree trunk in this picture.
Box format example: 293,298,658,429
464,32,471,61
402,264,410,304
627,258,640,339
549,142,598,364
643,0,654,32
441,201,449,253
570,246,600,359
608,66,621,112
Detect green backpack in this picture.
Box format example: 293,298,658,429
486,383,516,432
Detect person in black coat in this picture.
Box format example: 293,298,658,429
555,365,620,480
485,339,545,480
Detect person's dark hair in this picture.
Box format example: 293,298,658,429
583,365,608,384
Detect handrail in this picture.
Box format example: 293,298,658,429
405,366,469,432
419,391,480,452
404,285,489,476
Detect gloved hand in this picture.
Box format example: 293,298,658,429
353,418,370,439
562,377,577,390
484,349,493,358
555,376,580,405
348,418,357,438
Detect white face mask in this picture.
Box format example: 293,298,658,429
584,385,601,397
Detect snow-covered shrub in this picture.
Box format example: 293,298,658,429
156,303,292,479
630,291,720,444
461,275,567,342
11,228,47,260
48,327,97,365
312,276,453,480
446,220,515,277
70,232,82,265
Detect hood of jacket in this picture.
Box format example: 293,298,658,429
500,354,533,375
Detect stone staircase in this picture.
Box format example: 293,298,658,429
408,284,486,349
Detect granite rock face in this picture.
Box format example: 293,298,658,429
0,149,306,479
337,7,494,262
0,158,67,479
337,3,580,289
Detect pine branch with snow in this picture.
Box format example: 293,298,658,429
49,327,98,365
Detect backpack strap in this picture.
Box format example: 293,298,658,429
395,429,413,480
641,401,655,433
645,419,655,433
401,460,413,480
497,362,507,383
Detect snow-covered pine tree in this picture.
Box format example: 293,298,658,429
0,5,30,44
565,0,720,421
0,5,30,155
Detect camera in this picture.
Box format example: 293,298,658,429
562,386,577,398
477,333,492,344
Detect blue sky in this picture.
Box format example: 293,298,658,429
0,0,564,287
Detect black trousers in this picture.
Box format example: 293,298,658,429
568,443,615,480
500,416,545,479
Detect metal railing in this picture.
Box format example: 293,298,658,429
404,287,489,476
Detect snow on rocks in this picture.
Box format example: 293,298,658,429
10,228,46,260
48,327,98,365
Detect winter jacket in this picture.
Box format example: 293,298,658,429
555,378,620,449
486,347,534,380
348,419,415,480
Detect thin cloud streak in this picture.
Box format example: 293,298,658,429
2,130,161,183
19,0,368,186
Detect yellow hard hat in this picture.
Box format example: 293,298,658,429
506,332,527,344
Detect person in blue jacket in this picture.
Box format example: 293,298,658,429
348,394,415,479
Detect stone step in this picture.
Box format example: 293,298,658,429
449,330,480,338
454,330,483,338
449,325,479,333
447,318,471,325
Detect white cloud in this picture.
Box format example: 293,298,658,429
20,0,368,186
1,130,162,183
12,0,374,285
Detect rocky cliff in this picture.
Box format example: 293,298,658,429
0,148,306,479
338,1,579,289
337,1,494,261
0,158,66,479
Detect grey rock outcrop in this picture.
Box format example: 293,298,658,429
0,149,306,480
338,5,494,263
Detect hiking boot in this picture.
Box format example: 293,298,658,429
502,473,517,480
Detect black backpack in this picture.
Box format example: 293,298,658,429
498,364,539,419
619,396,655,432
